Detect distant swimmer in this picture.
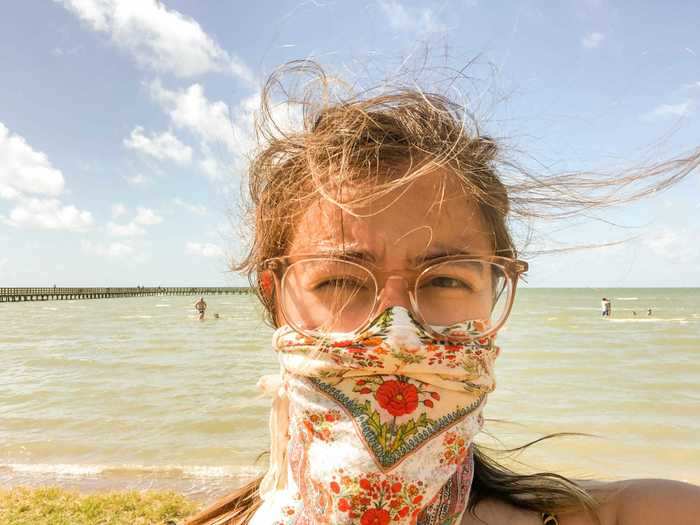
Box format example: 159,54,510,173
648,308,652,316
601,297,611,317
632,311,637,316
214,313,220,319
194,296,207,320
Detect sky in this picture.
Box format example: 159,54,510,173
0,0,698,287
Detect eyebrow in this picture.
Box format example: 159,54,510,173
314,247,377,263
310,245,480,266
411,248,480,265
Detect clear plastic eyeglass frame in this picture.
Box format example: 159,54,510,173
259,254,529,342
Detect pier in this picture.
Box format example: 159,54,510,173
0,287,252,303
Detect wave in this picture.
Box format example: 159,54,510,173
155,304,170,308
607,318,689,323
119,315,153,319
1,463,263,479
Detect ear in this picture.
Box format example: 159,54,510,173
260,269,275,298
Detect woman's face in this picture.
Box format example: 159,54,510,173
275,169,495,327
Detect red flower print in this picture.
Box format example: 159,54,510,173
359,387,372,395
430,391,440,401
375,380,419,417
360,508,390,525
423,399,434,408
333,340,354,347
330,471,428,523
330,481,340,494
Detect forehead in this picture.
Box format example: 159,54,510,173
288,169,494,261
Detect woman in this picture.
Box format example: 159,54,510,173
187,62,699,525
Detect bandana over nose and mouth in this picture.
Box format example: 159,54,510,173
251,306,500,525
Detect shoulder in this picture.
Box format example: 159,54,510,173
595,478,700,525
463,479,700,525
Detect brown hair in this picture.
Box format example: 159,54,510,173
186,60,700,525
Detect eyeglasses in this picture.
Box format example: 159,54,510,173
260,254,528,341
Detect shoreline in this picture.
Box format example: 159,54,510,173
0,467,257,505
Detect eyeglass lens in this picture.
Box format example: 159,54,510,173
281,258,511,336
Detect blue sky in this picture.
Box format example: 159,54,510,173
0,0,698,287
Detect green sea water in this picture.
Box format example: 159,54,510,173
1,289,698,501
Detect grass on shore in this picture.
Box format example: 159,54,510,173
0,486,201,525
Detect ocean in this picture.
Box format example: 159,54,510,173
1,289,698,502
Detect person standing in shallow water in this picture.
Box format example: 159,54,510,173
600,298,611,318
194,296,207,320
185,61,700,525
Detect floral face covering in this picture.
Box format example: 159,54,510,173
251,306,499,525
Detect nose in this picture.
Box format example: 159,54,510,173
375,275,413,312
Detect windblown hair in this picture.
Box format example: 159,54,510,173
186,60,699,525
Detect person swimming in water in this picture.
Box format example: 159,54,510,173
194,296,207,320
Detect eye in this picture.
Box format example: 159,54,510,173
425,276,472,289
313,276,368,291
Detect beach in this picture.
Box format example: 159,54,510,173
2,288,699,506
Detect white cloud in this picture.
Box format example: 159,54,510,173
0,185,21,200
0,122,65,198
56,0,255,82
149,80,300,180
644,228,699,264
0,122,93,231
81,239,135,258
149,80,242,153
378,0,447,34
133,207,162,225
124,173,150,186
173,197,207,215
642,100,695,121
111,203,127,218
4,197,93,231
124,126,192,164
149,81,277,181
107,207,162,236
185,241,223,258
107,220,144,236
198,143,230,181
582,32,605,49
